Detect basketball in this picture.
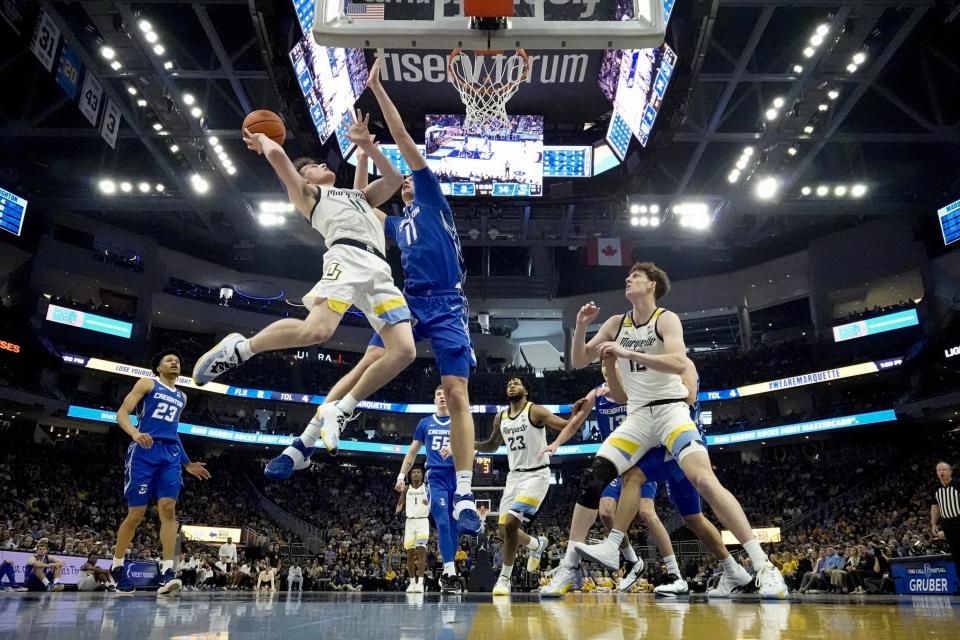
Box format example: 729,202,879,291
242,110,285,145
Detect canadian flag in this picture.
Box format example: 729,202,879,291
586,237,628,266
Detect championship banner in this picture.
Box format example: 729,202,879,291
721,527,780,545
182,525,242,544
0,550,110,586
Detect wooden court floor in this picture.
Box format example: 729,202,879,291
2,591,958,639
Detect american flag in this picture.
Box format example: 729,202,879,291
345,1,385,20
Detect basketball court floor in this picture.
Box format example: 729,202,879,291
4,592,958,639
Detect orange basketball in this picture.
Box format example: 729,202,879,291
243,110,285,145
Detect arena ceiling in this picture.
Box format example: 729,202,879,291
1,0,958,294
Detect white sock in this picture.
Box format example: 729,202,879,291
161,560,174,574
336,393,358,414
720,555,739,574
663,554,680,576
562,544,580,569
443,561,456,576
417,576,424,585
499,563,513,580
455,471,473,497
237,339,254,361
607,529,624,548
742,539,769,568
621,543,639,563
112,558,124,570
298,417,322,449
524,536,541,551
42,577,50,586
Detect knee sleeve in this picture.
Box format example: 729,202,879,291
578,457,619,510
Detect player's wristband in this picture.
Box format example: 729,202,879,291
397,472,406,482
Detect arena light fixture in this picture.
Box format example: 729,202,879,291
649,216,660,227
127,86,138,95
754,176,780,200
735,157,748,171
136,99,147,107
120,181,133,193
803,125,814,134
809,34,824,47
727,170,740,183
628,203,640,215
629,216,639,226
846,63,858,73
772,97,785,109
792,64,803,74
98,179,117,195
742,146,754,157
834,185,848,197
183,94,196,106
818,103,829,112
851,183,867,198
765,108,779,121
100,46,116,60
163,61,174,70
214,144,224,154
153,44,165,56
649,204,660,214
138,20,152,32
802,47,815,58
145,31,158,44
190,107,202,118
674,202,711,230
852,51,866,65
639,216,650,226
787,147,798,156
110,60,122,71
152,122,163,131
138,182,151,193
169,144,179,153
190,174,210,195
156,183,165,192
816,185,829,197
639,204,649,214
828,89,840,100
209,136,219,145
800,186,812,196
226,166,237,176
816,23,830,36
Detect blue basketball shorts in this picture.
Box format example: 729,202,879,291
123,441,183,507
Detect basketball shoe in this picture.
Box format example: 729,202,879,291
264,437,315,480
452,494,482,536
111,565,135,595
492,576,511,596
526,536,549,572
540,565,580,597
572,539,620,570
439,573,462,594
653,573,689,597
617,558,646,592
192,333,245,386
318,403,351,453
157,569,182,595
706,564,753,598
755,563,789,599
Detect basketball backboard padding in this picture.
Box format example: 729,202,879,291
312,0,665,51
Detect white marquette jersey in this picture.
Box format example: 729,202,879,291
405,483,429,518
309,186,385,254
614,308,689,408
499,402,548,471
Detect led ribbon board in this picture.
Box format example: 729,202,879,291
832,309,919,343
46,305,133,339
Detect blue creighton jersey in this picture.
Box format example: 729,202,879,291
135,379,186,440
384,167,465,294
594,385,627,440
413,414,454,470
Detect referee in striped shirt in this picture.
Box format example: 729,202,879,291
931,461,960,579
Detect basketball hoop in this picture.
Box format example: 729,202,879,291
447,48,530,133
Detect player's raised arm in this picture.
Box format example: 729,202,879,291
353,145,369,191
366,57,426,171
243,128,313,215
118,377,157,448
347,108,403,207
475,413,504,453
571,303,620,369
396,439,423,492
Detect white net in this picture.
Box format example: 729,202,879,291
447,48,530,133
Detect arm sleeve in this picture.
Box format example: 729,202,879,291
384,215,400,241
411,167,450,212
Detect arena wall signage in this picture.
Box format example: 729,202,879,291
945,345,960,359
890,556,959,595
181,525,242,543
831,309,919,343
721,527,780,545
0,551,111,586
0,340,21,354
67,405,898,454
697,358,903,402
46,306,133,339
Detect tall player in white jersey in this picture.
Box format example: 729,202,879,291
192,106,417,462
568,262,788,599
395,467,429,593
475,377,590,596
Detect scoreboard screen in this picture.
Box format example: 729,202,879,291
474,456,493,477
937,198,960,246
0,187,27,237
543,146,592,178
606,109,632,160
